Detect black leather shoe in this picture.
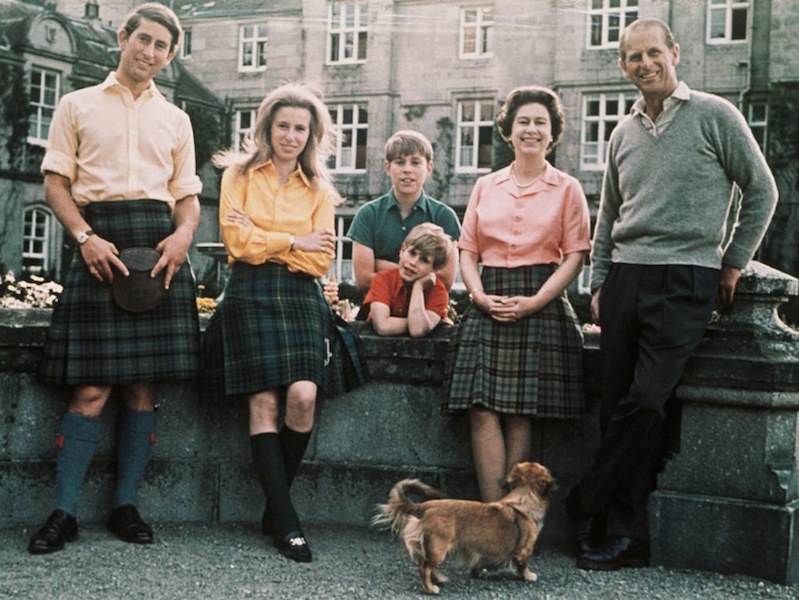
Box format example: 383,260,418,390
107,505,154,544
576,535,650,571
574,514,606,555
28,509,78,554
275,531,312,563
565,492,606,555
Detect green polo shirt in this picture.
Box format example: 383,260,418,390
347,190,461,262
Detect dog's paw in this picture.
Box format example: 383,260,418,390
423,583,441,595
521,568,538,582
470,567,487,579
431,568,449,584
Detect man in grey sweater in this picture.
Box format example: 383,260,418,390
566,18,778,571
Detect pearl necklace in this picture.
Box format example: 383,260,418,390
510,163,544,188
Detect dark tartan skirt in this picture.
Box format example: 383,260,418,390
200,261,334,402
441,264,585,419
38,200,200,387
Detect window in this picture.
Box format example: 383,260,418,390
180,28,192,59
748,102,767,151
588,0,638,48
239,24,267,71
28,68,60,146
708,0,748,43
23,206,53,274
327,2,368,64
460,7,494,58
581,92,636,170
456,99,494,172
328,104,368,172
234,109,257,152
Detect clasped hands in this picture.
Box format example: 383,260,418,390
471,291,540,323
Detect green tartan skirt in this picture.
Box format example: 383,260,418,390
38,200,200,387
201,261,333,401
441,264,585,419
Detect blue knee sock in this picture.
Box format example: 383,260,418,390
55,413,101,517
113,409,157,508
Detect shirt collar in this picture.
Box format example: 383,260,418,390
251,159,312,187
388,189,430,213
497,161,557,187
631,81,691,117
100,72,162,99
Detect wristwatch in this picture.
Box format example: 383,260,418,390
76,230,94,245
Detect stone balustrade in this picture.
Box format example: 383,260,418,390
1,261,797,583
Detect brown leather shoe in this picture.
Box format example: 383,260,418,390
107,505,154,544
28,509,78,554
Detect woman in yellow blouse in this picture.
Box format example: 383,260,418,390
203,83,337,562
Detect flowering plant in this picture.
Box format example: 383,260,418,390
0,271,62,308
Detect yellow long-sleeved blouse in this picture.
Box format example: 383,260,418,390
219,161,335,278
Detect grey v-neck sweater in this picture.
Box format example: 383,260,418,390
590,89,778,291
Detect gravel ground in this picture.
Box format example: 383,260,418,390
1,522,796,599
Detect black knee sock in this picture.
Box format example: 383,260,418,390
250,433,301,539
279,426,311,488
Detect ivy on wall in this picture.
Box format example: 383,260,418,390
182,102,224,170
0,63,30,172
431,116,454,202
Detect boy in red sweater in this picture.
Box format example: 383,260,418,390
362,223,451,337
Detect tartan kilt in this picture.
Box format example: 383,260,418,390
200,261,331,402
38,200,200,387
441,264,585,418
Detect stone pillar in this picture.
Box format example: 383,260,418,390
649,261,799,584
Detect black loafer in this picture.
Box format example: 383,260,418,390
28,509,78,554
275,531,312,563
107,505,154,544
577,535,650,571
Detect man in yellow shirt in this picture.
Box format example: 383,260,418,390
28,3,202,554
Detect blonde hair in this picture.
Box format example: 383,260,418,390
401,223,451,270
213,82,335,188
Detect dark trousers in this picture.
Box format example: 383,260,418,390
571,264,719,540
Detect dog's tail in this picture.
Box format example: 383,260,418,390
372,478,443,534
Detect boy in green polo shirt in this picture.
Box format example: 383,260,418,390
347,130,461,292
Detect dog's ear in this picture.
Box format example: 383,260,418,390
533,470,557,499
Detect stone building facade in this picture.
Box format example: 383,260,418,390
2,0,798,305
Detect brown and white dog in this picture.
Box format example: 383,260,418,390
373,462,556,595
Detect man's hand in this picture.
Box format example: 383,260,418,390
80,235,128,283
154,228,193,290
591,288,601,325
718,265,742,309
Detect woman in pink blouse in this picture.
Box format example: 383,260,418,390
443,86,591,501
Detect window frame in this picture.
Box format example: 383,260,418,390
326,2,368,65
27,67,60,147
580,91,637,171
180,27,192,59
459,7,495,59
233,108,257,152
587,0,639,49
238,23,268,72
328,103,369,173
455,98,494,173
706,0,749,44
747,101,768,152
22,205,54,274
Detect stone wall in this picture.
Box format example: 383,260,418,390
0,309,600,550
